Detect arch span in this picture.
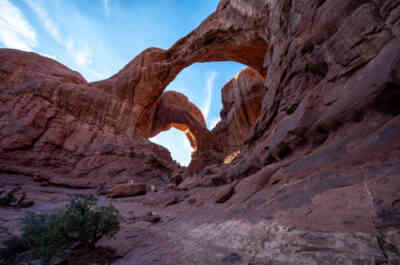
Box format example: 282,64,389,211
143,67,266,172
145,91,210,151
92,0,269,139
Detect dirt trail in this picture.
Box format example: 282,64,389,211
2,174,396,265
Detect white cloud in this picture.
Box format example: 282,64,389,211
23,2,93,69
0,0,37,51
201,71,218,123
65,39,92,67
22,0,63,44
75,46,92,67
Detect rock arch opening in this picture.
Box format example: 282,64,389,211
90,0,270,172
149,127,194,166
147,61,247,166
145,63,266,171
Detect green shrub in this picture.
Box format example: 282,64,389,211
0,195,121,265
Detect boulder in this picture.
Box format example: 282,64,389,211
107,183,147,198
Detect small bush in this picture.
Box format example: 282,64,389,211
0,195,121,265
0,187,20,207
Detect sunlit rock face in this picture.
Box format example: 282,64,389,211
0,0,270,184
212,67,265,155
91,0,269,137
187,67,266,173
0,49,175,186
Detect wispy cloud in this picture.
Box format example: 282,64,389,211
103,0,111,17
201,71,218,123
66,40,93,67
0,0,37,51
22,0,62,44
23,1,94,70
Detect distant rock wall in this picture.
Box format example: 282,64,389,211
212,67,265,155
143,91,209,152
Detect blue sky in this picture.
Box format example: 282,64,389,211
0,0,246,165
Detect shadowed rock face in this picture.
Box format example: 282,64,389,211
143,91,208,151
187,67,266,173
191,0,400,239
212,67,265,154
1,0,400,263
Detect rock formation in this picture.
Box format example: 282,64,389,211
1,0,400,264
142,91,208,151
187,67,266,173
0,49,175,187
212,67,265,155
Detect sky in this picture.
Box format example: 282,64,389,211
0,0,246,166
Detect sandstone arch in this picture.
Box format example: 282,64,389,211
145,91,210,151
91,0,269,139
0,0,270,183
2,0,400,263
143,67,267,172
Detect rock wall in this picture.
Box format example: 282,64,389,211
0,50,175,187
212,67,265,155
187,67,266,173
185,1,400,261
0,0,272,180
1,0,400,262
170,1,400,261
143,91,209,152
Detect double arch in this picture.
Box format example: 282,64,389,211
92,0,269,161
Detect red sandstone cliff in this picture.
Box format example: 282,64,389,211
1,0,400,263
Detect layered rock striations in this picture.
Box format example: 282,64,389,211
1,0,400,263
186,67,266,173
0,0,271,181
0,49,175,187
143,91,209,151
190,2,400,262
91,0,269,138
212,67,265,155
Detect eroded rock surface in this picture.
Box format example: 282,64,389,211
1,0,400,264
108,183,147,198
143,91,209,151
91,0,269,137
187,67,266,173
0,49,175,187
212,67,265,155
